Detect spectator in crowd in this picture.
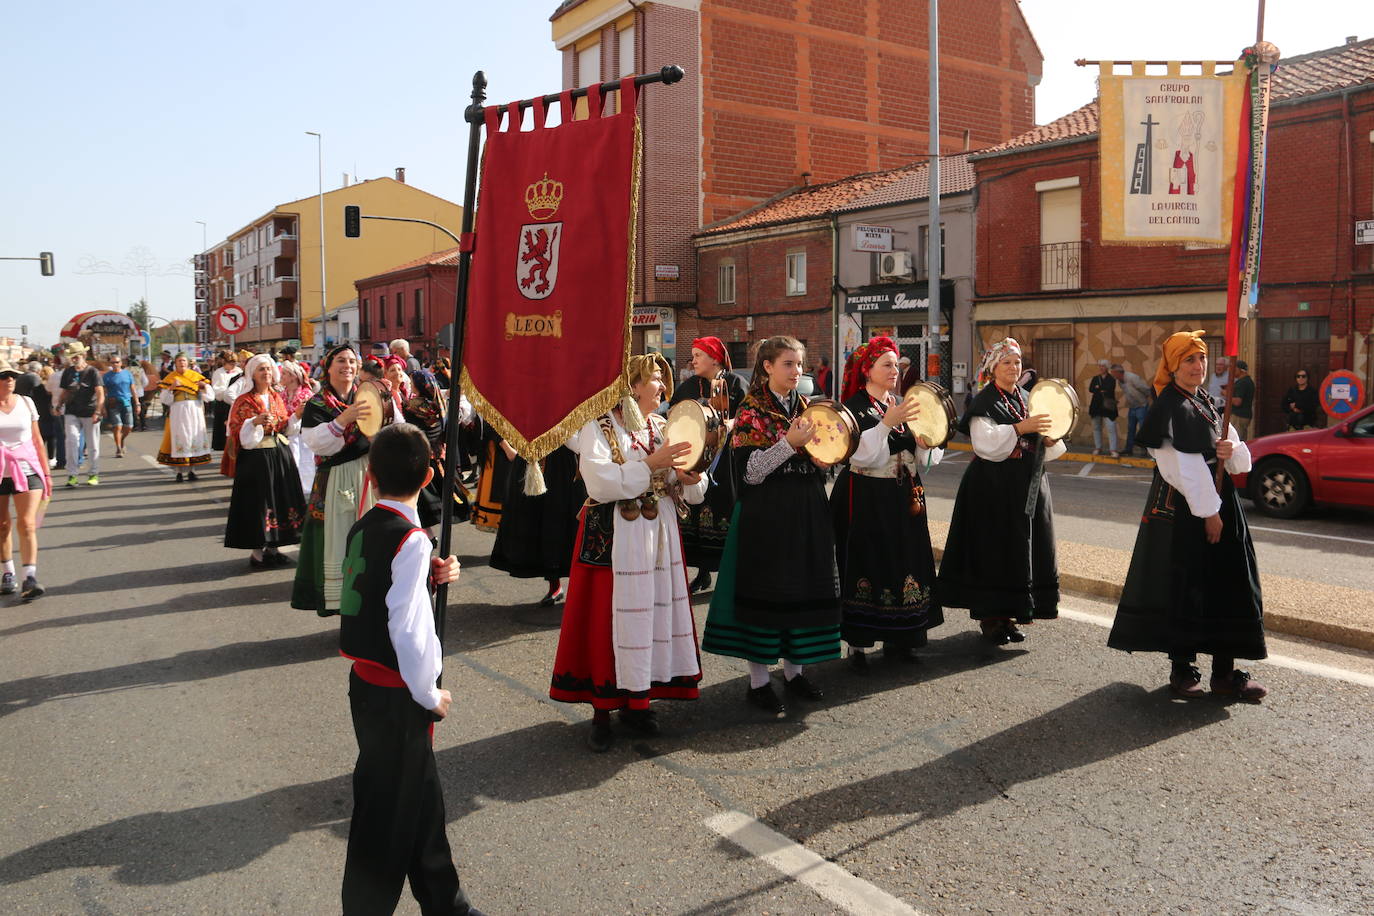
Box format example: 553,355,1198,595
128,358,148,432
1087,359,1120,458
815,356,832,398
41,362,65,469
137,360,159,429
897,356,916,394
1112,362,1152,456
1282,368,1319,429
57,345,105,486
102,356,135,458
0,363,50,602
1229,360,1256,441
390,338,422,372
26,366,57,468
1206,356,1230,411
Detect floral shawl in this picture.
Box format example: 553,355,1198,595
731,388,807,450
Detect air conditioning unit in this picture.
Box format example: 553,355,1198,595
878,250,914,279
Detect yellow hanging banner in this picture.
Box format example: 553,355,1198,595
1098,60,1249,246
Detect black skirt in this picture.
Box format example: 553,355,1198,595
224,439,308,549
733,469,841,631
211,401,231,451
678,445,736,572
832,468,943,648
489,447,586,580
936,451,1059,621
1109,468,1266,660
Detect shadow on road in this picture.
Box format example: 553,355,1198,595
61,523,225,551
0,579,292,638
51,560,251,599
0,629,337,721
760,681,1228,843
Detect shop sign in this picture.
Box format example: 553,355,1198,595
654,265,680,281
845,286,929,312
631,307,660,327
853,225,894,252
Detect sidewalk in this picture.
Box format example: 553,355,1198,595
927,519,1374,653
945,439,1154,469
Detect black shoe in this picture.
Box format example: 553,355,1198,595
249,556,270,570
586,719,613,752
980,620,1011,645
849,650,870,674
0,572,14,596
689,569,713,593
746,683,786,716
1003,622,1026,643
619,707,660,736
20,576,44,602
539,585,564,607
187,470,198,481
267,551,295,567
783,674,825,701
175,472,184,482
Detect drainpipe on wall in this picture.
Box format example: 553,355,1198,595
832,214,841,386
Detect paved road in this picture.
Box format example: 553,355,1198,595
2,434,1372,914
923,451,1374,595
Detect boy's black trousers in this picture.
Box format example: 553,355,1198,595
342,671,471,915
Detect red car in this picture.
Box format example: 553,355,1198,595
1234,403,1374,518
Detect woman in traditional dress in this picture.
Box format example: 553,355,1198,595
210,350,243,452
224,355,307,569
832,336,944,669
668,336,747,594
549,354,707,751
401,365,474,530
936,338,1064,645
156,354,214,481
1109,331,1267,700
490,441,586,606
279,359,317,498
290,344,386,616
702,335,842,715
471,419,512,533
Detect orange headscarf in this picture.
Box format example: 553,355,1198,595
1152,330,1207,394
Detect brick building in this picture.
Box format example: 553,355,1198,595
354,248,459,361
548,0,1043,369
689,154,977,383
971,38,1374,441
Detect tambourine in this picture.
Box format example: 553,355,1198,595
664,398,723,473
801,400,859,465
902,381,958,449
1027,378,1080,441
354,379,394,439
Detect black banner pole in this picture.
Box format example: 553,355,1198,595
487,65,683,122
434,70,487,669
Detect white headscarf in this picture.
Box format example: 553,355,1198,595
242,354,278,390
977,337,1022,384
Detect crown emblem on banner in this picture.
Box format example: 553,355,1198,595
525,172,564,220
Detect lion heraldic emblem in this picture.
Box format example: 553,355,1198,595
518,172,564,300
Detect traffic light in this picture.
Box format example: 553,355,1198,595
20,325,27,335
39,252,54,276
344,205,361,238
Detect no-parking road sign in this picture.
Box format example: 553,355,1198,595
1319,369,1365,419
215,303,248,336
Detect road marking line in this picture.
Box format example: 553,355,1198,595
1077,462,1093,477
1058,607,1374,689
704,810,924,916
1247,525,1374,546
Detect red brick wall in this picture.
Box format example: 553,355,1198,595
700,0,1041,224
686,228,834,372
356,266,456,354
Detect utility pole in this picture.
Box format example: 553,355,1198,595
306,132,327,355
927,0,945,386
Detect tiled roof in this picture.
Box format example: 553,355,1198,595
838,152,978,212
357,247,460,285
1271,36,1374,100
699,153,977,237
977,38,1374,159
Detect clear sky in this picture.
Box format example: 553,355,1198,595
3,0,1368,351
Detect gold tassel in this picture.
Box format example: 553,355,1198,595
620,394,646,432
523,459,548,497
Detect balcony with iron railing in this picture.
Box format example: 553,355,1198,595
1037,241,1083,291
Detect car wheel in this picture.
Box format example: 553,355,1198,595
1253,458,1310,519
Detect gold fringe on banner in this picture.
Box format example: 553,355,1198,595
459,114,643,476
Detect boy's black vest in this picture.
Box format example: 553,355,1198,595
339,505,425,673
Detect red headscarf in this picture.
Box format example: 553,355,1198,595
691,336,730,370
841,336,899,401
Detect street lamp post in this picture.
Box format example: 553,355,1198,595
305,131,327,357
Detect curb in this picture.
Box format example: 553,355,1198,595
945,440,1154,469
930,546,1374,654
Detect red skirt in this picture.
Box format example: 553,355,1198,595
548,508,702,711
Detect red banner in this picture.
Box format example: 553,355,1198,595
461,79,640,459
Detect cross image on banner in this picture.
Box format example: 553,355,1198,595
461,78,641,460
1098,61,1249,246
